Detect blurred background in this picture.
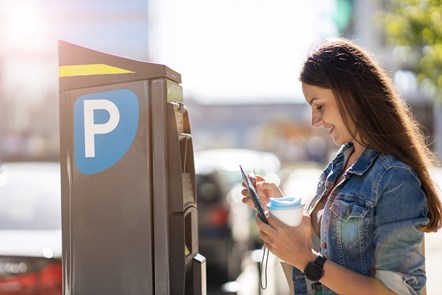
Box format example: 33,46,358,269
1,0,442,294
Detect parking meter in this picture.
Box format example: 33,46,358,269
58,41,205,295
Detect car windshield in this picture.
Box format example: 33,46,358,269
0,163,61,230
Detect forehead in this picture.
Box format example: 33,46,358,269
301,83,334,104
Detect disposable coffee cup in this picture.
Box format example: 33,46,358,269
267,197,305,226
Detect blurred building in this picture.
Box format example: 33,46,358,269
187,99,334,164
0,0,440,162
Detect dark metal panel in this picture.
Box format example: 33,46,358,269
151,78,171,293
60,81,154,295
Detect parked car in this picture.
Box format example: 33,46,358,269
0,162,62,295
194,148,281,289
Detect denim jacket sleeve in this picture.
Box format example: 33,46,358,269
374,166,429,294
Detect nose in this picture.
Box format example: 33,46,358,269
311,110,323,128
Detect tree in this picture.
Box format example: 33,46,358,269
382,0,442,102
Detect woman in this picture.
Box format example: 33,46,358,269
242,38,442,294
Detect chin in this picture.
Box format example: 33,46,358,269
332,138,345,146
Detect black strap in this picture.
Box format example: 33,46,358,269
260,246,270,290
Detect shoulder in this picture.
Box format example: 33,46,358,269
372,154,427,214
356,151,424,201
358,151,420,189
377,153,414,171
375,154,421,186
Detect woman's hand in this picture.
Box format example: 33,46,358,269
241,175,283,210
256,211,316,270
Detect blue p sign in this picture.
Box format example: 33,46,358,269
74,89,139,175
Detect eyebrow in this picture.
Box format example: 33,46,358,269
308,97,318,105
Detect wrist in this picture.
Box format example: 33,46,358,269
297,250,318,271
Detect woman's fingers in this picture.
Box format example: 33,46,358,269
256,213,276,240
251,174,265,186
255,212,314,267
242,196,253,207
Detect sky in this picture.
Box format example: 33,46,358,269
0,0,338,105
149,0,338,103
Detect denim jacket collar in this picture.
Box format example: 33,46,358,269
333,142,381,177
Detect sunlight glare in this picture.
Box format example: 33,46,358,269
1,0,50,53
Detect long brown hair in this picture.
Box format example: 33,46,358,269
300,38,442,232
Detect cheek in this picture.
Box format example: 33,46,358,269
337,123,354,140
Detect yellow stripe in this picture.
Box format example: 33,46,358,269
59,64,134,77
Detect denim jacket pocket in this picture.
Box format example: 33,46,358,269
330,197,369,221
328,197,371,273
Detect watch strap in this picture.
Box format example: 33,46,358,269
314,254,327,267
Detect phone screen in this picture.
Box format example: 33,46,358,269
239,165,268,224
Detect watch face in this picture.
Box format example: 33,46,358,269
305,263,324,281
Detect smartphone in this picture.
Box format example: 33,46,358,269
239,165,269,224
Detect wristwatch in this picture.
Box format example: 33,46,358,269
304,254,327,282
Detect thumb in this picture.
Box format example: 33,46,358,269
249,174,265,188
255,174,265,182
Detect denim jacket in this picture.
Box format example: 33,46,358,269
292,142,429,295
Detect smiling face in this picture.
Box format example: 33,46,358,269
302,83,355,146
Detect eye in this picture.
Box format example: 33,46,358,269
315,105,323,111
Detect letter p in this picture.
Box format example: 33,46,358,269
83,99,120,158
